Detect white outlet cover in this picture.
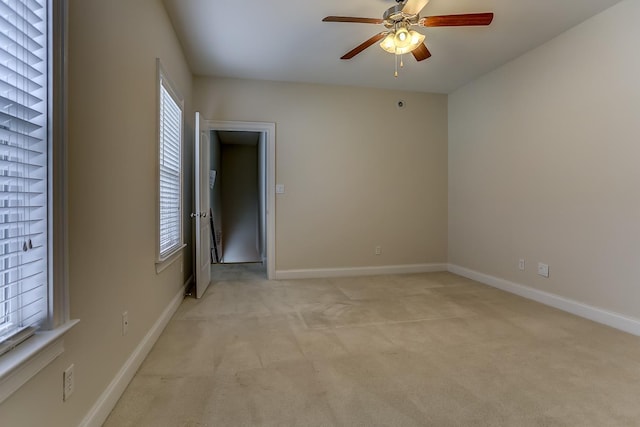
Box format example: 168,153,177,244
63,364,75,401
275,184,285,194
537,263,549,278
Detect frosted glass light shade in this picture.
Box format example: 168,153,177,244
394,27,411,48
380,33,396,53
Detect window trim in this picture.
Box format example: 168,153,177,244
50,0,70,329
0,0,77,405
155,60,185,272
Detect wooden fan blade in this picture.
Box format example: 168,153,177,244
323,16,383,24
419,13,494,27
341,32,387,60
402,0,430,16
411,43,431,62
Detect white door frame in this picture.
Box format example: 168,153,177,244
208,120,276,280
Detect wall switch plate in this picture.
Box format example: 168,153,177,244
122,311,129,336
375,246,381,255
275,184,285,194
63,364,74,401
537,263,549,278
518,259,525,271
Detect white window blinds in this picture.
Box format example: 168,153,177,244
0,0,49,352
158,75,182,259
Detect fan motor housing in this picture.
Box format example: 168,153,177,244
383,4,420,28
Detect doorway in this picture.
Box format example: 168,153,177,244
210,130,263,264
205,120,275,281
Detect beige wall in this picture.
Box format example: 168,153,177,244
448,0,640,319
195,78,448,271
0,0,193,425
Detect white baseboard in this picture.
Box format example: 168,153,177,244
448,264,640,337
275,263,448,280
79,275,193,427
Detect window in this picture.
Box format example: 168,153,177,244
0,0,73,403
0,0,50,355
157,63,184,263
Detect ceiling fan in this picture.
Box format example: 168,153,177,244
323,0,493,73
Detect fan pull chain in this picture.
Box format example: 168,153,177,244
400,54,404,68
394,49,398,78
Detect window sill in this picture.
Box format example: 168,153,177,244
0,319,79,404
155,244,186,274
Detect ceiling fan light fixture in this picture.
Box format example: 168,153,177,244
379,29,425,55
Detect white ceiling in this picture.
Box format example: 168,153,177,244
162,0,622,94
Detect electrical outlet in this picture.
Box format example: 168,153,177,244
122,311,129,336
518,259,525,271
537,263,549,278
375,246,382,255
63,364,74,401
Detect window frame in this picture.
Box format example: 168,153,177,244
155,60,185,272
0,0,76,404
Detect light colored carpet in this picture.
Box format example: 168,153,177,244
104,265,640,426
